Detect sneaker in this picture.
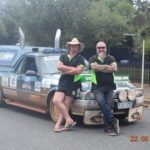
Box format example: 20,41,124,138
112,119,120,135
104,127,117,136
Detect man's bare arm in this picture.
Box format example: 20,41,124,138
63,65,83,75
91,62,110,72
91,62,117,73
57,62,75,72
103,62,117,73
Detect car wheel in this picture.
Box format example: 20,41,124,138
49,95,60,123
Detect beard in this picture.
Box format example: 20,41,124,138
98,52,106,59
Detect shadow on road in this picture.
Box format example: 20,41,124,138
1,104,50,121
1,104,140,130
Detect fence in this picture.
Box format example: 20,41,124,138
117,62,150,84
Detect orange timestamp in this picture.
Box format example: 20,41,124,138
129,136,150,142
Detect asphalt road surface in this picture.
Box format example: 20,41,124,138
0,105,150,150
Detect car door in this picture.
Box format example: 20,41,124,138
16,56,42,106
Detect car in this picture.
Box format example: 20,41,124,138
0,45,144,125
0,29,144,125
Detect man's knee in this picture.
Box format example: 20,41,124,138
53,98,59,105
94,91,105,105
97,98,106,106
53,92,64,105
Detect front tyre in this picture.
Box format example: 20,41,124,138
49,95,60,123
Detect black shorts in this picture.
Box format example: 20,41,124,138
56,82,81,98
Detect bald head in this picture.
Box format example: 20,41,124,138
96,41,106,46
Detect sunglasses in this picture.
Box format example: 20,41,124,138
97,47,106,49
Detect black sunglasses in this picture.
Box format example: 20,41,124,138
97,47,105,49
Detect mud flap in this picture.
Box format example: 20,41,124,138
128,106,143,122
84,110,104,125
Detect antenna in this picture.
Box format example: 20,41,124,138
19,27,25,49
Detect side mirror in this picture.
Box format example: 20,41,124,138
25,70,37,76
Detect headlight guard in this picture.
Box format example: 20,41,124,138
118,90,128,102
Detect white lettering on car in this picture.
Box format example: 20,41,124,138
42,78,51,88
10,75,17,88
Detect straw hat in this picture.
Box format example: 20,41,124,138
66,37,84,52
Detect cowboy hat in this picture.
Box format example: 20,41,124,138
66,37,84,52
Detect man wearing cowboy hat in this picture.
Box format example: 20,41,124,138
53,37,85,132
89,41,120,136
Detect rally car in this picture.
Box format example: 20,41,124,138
0,29,144,125
0,45,144,125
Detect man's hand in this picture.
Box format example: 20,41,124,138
91,62,117,73
103,62,117,73
63,66,83,75
57,62,74,72
91,62,109,72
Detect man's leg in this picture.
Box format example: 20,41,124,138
105,90,114,109
54,96,73,130
105,90,120,135
64,96,73,127
54,115,64,130
93,90,115,129
53,92,74,127
53,92,65,130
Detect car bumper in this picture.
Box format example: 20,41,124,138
71,100,99,115
71,99,144,125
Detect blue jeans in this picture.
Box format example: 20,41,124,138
93,89,116,128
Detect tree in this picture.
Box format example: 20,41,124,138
0,0,149,54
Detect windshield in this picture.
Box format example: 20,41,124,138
116,81,135,89
38,56,59,74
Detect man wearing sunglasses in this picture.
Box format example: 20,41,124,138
89,41,120,136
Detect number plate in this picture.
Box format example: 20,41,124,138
117,102,133,109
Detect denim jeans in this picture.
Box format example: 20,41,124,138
93,89,116,128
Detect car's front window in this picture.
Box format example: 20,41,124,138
38,56,59,74
116,81,135,89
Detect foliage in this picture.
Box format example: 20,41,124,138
0,0,149,54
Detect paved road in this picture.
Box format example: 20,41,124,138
0,105,150,150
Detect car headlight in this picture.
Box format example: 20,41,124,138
85,91,95,100
128,90,136,101
118,90,127,102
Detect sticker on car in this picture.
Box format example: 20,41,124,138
10,76,17,88
2,77,9,87
42,78,51,88
34,81,41,92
